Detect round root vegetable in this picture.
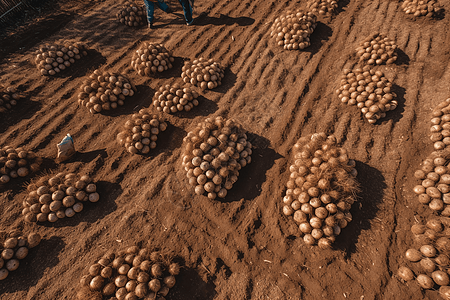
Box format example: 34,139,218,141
34,41,88,76
0,85,22,113
355,33,398,65
22,173,98,223
117,1,146,27
0,146,42,185
153,83,199,114
282,133,359,247
413,150,450,215
430,98,450,151
401,0,443,17
335,66,398,124
306,0,338,16
397,266,414,282
182,116,252,199
0,232,41,280
78,246,181,299
181,58,225,90
116,109,168,155
131,42,174,76
269,10,317,50
77,69,136,114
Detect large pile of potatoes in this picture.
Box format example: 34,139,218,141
413,150,450,216
131,42,174,76
0,146,41,185
117,1,147,27
0,86,21,113
306,0,338,16
430,98,450,151
34,42,88,76
336,66,398,124
22,172,99,223
181,58,225,90
117,109,168,155
0,233,41,281
401,0,443,17
182,116,252,200
282,133,359,248
78,70,137,114
78,246,179,300
269,10,317,50
355,33,398,65
398,217,450,299
153,83,199,113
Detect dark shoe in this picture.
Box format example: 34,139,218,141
148,23,154,29
186,18,194,26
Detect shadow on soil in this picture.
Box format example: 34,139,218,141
225,133,283,202
334,161,386,256
195,12,255,27
167,267,217,300
0,235,65,294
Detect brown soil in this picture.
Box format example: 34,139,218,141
0,0,449,299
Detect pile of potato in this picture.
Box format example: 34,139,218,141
0,86,21,113
131,42,174,76
22,172,99,223
413,150,450,216
77,69,137,114
269,10,317,50
401,0,443,17
282,133,359,248
306,0,338,16
182,116,252,200
117,1,147,27
117,109,168,155
398,217,450,298
0,233,41,281
355,33,398,65
336,66,398,124
34,42,88,76
181,58,225,90
78,246,179,300
0,146,41,185
153,83,199,113
430,98,450,151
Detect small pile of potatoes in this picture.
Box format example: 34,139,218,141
117,1,147,27
0,86,21,113
117,109,168,155
78,69,137,114
22,172,99,223
355,33,398,65
131,42,174,76
0,146,41,185
181,58,225,90
78,246,179,300
182,116,252,200
34,42,88,76
0,233,41,281
282,133,359,249
269,10,317,50
398,218,450,298
413,151,450,216
336,66,398,124
153,83,199,113
306,0,338,16
401,0,443,17
430,98,450,151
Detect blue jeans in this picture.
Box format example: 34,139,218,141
143,0,169,24
178,0,193,24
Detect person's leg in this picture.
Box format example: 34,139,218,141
156,0,169,13
178,0,193,24
143,0,155,24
